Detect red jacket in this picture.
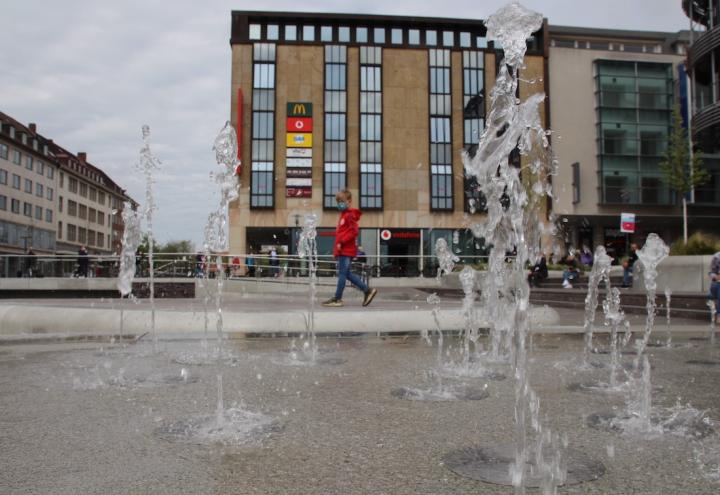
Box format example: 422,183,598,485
333,208,361,258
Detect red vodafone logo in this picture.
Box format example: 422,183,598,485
380,229,392,241
286,117,313,133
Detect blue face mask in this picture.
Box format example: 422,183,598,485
337,201,348,212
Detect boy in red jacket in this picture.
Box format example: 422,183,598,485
322,189,378,307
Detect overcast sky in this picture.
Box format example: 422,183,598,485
0,0,690,248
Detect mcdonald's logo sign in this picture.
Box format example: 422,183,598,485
287,102,312,117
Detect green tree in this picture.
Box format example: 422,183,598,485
659,105,709,242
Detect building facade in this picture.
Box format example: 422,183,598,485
229,12,548,274
51,144,133,260
0,111,134,277
684,0,720,210
0,114,59,276
546,26,716,260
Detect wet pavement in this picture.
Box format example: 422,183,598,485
1,333,720,494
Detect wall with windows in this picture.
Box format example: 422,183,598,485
0,134,57,253
228,13,548,257
549,46,684,217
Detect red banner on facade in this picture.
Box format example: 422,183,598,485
286,117,313,133
286,187,312,198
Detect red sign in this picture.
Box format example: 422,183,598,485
380,229,392,241
286,187,312,198
287,117,313,133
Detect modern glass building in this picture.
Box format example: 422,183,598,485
684,0,720,207
228,12,548,275
547,25,711,259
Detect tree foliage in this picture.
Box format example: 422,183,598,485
136,234,194,254
660,105,709,197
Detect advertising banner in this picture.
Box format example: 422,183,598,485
287,148,312,158
286,168,313,178
286,133,313,148
287,117,313,132
287,102,313,117
620,212,636,233
286,187,312,198
286,178,313,187
286,157,312,168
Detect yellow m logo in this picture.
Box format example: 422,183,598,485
292,104,306,115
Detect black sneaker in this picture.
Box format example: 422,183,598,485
362,288,378,307
322,298,343,307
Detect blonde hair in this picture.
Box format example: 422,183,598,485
335,189,352,202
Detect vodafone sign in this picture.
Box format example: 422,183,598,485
380,229,392,241
286,117,313,132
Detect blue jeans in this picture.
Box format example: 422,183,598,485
623,266,633,286
334,255,369,300
711,281,720,315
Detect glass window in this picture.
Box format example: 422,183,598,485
12,150,21,165
253,63,275,88
443,31,454,47
35,205,43,220
391,29,402,44
267,24,279,40
408,29,420,45
325,91,347,112
361,66,381,91
25,156,33,170
285,25,297,41
249,24,261,40
47,167,54,179
325,64,346,90
0,169,6,184
356,27,368,43
47,187,53,200
36,183,43,197
360,115,381,140
0,195,5,210
321,26,332,42
460,32,471,47
25,178,32,193
11,198,20,214
0,143,7,159
373,27,385,44
338,26,350,42
324,114,346,140
426,30,437,46
303,25,315,41
477,37,488,49
24,202,32,217
36,161,44,175
80,183,88,197
12,174,20,189
252,112,274,139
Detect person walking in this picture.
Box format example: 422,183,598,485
322,189,377,308
245,250,256,277
622,243,638,288
709,251,720,325
77,245,89,278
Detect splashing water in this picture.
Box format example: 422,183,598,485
117,201,142,341
137,125,161,352
633,234,669,369
665,287,672,347
459,265,479,372
203,122,241,421
298,213,319,363
708,300,717,344
602,287,626,388
582,246,613,362
464,2,563,491
427,293,445,371
435,238,459,282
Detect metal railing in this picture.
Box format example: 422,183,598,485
0,252,493,280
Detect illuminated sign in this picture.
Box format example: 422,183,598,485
287,117,313,132
286,133,312,148
287,148,312,158
287,102,312,117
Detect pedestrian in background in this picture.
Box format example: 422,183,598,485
709,251,720,324
622,243,638,288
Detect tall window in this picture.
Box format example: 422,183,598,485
429,49,453,210
324,45,347,208
596,60,673,204
251,43,276,208
462,50,486,213
359,46,383,209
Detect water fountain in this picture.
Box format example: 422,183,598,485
665,287,673,347
137,125,160,351
633,233,669,368
297,212,319,363
442,3,604,492
116,200,143,341
582,246,613,361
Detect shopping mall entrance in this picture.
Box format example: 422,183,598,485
379,229,420,277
